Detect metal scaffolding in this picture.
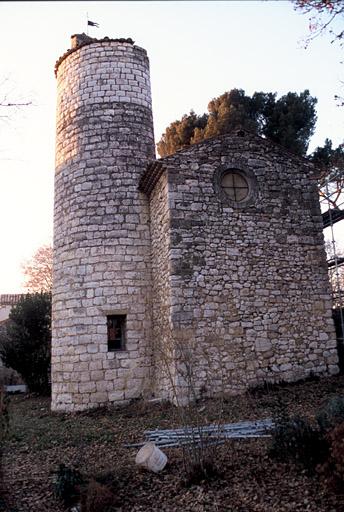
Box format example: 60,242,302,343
321,177,344,371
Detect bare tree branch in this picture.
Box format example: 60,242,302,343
294,0,344,47
22,245,53,293
0,77,33,122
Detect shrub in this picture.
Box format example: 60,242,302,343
316,396,344,432
53,464,84,506
0,293,51,394
319,421,344,492
269,414,328,471
181,459,220,487
81,479,115,512
92,471,118,493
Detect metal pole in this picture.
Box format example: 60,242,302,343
325,179,344,363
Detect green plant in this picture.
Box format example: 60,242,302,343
53,463,84,506
316,395,344,432
269,414,328,472
0,293,51,394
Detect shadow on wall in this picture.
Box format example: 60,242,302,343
333,308,344,374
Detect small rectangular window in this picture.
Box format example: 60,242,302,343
107,315,126,351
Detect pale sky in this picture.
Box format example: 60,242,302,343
0,1,343,294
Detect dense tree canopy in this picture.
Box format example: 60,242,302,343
0,293,51,394
157,89,317,157
157,111,208,157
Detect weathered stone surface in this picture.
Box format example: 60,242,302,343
52,37,155,412
145,132,338,398
52,35,338,412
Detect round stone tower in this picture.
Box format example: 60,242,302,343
52,34,155,411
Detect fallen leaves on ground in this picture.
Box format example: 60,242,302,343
2,375,344,511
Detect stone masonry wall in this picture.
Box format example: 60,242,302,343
153,132,338,397
53,37,339,410
149,171,175,398
52,39,155,411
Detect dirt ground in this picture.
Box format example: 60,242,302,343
2,375,344,511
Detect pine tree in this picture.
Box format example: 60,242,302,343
157,89,317,157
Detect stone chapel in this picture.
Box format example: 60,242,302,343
51,34,338,411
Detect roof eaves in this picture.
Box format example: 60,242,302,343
138,161,167,196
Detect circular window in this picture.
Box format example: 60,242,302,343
221,171,249,202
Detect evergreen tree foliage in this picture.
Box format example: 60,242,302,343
310,138,344,207
157,110,208,157
157,89,317,157
263,90,317,155
311,138,344,170
0,293,51,394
